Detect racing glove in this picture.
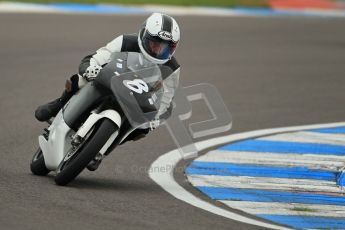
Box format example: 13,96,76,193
83,65,102,81
149,119,160,130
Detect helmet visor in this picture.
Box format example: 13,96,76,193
142,30,177,60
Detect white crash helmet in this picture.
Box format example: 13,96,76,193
138,13,180,65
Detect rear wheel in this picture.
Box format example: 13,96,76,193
30,148,50,176
55,119,117,186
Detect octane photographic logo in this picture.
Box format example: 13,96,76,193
125,79,233,159
165,83,232,159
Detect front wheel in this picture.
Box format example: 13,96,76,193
55,119,118,186
30,148,50,176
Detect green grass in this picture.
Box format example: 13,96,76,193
5,0,269,8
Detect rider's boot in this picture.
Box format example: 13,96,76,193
35,79,77,122
35,90,73,122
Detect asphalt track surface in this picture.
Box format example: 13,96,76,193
1,13,345,230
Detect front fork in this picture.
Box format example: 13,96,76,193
72,109,121,159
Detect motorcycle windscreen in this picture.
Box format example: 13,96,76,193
111,64,172,128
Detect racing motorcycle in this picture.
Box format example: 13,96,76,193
30,52,178,186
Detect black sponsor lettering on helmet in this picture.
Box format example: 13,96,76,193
158,31,174,42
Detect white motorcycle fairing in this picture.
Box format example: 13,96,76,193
38,111,74,170
38,109,121,171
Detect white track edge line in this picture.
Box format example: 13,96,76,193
149,121,345,230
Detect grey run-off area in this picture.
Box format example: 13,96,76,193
0,13,345,230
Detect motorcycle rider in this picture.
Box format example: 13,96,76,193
35,13,180,140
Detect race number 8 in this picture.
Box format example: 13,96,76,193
123,79,149,94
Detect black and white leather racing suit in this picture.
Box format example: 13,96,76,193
75,34,180,92
36,33,180,140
